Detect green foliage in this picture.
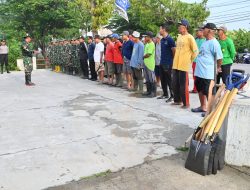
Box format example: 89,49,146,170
227,29,250,53
0,0,73,51
108,0,209,37
91,0,114,32
6,39,22,71
80,170,112,180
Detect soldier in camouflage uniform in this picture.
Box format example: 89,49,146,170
21,34,37,86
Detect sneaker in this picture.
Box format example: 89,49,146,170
166,97,173,103
157,95,168,99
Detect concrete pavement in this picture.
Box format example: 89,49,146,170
0,67,249,190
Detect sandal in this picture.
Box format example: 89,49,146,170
191,107,206,113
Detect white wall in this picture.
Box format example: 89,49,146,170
225,98,250,167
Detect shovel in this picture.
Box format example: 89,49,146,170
185,71,249,176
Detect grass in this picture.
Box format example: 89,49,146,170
176,146,189,152
80,170,112,180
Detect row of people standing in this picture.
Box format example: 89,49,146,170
48,18,236,114
89,19,236,113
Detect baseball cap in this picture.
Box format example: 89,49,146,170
106,34,113,39
195,26,203,31
132,31,140,38
217,25,227,32
94,34,101,39
111,33,119,39
122,31,129,36
143,31,154,38
178,19,189,27
155,33,162,39
203,23,217,30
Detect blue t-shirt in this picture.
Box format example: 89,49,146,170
195,38,223,80
160,35,176,66
88,42,95,61
130,41,144,68
122,40,134,60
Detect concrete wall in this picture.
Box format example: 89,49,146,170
225,96,250,167
17,57,37,71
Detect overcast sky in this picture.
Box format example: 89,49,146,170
182,0,250,31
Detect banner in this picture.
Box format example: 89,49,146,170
115,0,130,22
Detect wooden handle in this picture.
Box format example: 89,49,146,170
208,91,230,137
213,88,238,134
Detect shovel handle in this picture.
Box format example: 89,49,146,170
213,88,238,134
207,91,231,137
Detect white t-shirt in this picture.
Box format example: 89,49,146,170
94,42,104,63
0,45,8,54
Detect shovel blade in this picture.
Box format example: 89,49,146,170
185,139,212,176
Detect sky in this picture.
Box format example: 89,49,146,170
181,0,250,31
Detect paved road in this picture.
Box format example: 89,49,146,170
0,67,249,190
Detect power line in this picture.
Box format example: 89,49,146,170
209,8,249,18
209,12,249,19
212,15,250,23
214,17,250,25
209,5,250,14
207,0,250,8
209,13,250,20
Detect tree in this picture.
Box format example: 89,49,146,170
108,0,210,37
90,0,114,33
228,29,250,53
0,0,73,53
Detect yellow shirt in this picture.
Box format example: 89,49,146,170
173,34,198,72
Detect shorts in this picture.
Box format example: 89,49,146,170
154,65,160,77
123,57,132,74
95,62,105,72
114,63,123,74
105,61,115,75
195,77,215,97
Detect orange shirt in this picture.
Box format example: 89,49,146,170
113,41,123,64
173,34,198,72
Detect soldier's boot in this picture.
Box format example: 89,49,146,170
136,80,144,94
28,75,35,86
130,79,138,92
1,65,3,74
142,82,151,96
25,74,29,85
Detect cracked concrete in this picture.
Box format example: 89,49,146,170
0,68,249,190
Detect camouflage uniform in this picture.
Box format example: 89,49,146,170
21,39,35,85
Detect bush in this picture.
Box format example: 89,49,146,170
7,39,22,71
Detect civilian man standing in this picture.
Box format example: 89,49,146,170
79,36,89,79
105,35,115,85
158,24,176,102
130,31,144,94
191,27,205,93
122,31,134,90
94,35,105,83
172,19,198,108
88,36,97,81
143,31,156,98
154,34,162,87
217,26,236,84
112,33,123,87
193,23,223,115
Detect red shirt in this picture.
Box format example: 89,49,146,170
113,41,123,64
105,42,114,62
